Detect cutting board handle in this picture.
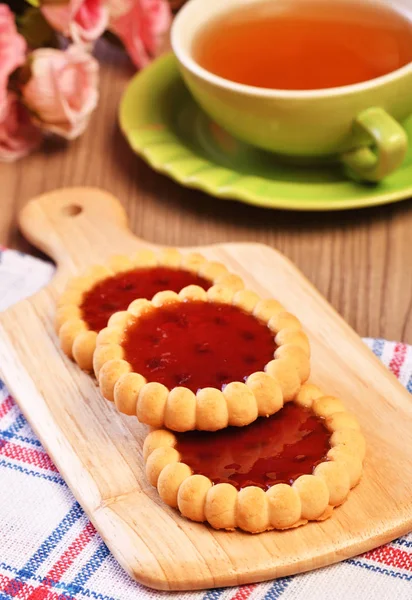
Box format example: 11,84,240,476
19,187,143,271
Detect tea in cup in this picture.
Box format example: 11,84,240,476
171,0,412,182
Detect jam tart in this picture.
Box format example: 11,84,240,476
143,383,365,533
95,283,310,431
56,248,244,371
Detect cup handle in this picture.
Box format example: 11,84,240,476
340,107,408,182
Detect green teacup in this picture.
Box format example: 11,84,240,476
171,0,412,182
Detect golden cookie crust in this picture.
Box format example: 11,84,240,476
56,249,245,371
96,284,311,431
143,383,365,532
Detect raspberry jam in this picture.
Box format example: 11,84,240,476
175,403,330,489
122,300,276,392
80,267,211,332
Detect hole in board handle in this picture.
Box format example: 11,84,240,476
62,204,83,217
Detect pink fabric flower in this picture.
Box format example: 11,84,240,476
0,92,42,162
41,0,108,44
106,0,134,20
0,5,27,119
108,0,171,68
22,46,99,140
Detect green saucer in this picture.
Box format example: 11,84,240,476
119,53,412,211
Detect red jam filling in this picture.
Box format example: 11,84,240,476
122,301,276,392
80,267,211,332
175,404,330,490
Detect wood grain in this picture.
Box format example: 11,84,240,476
0,187,411,590
0,41,411,346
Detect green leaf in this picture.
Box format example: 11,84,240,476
18,7,57,49
25,0,39,7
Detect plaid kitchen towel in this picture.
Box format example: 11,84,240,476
0,247,411,600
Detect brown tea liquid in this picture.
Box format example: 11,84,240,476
193,0,412,90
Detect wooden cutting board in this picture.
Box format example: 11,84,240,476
0,187,411,591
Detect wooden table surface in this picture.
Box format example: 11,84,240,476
1,43,412,344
